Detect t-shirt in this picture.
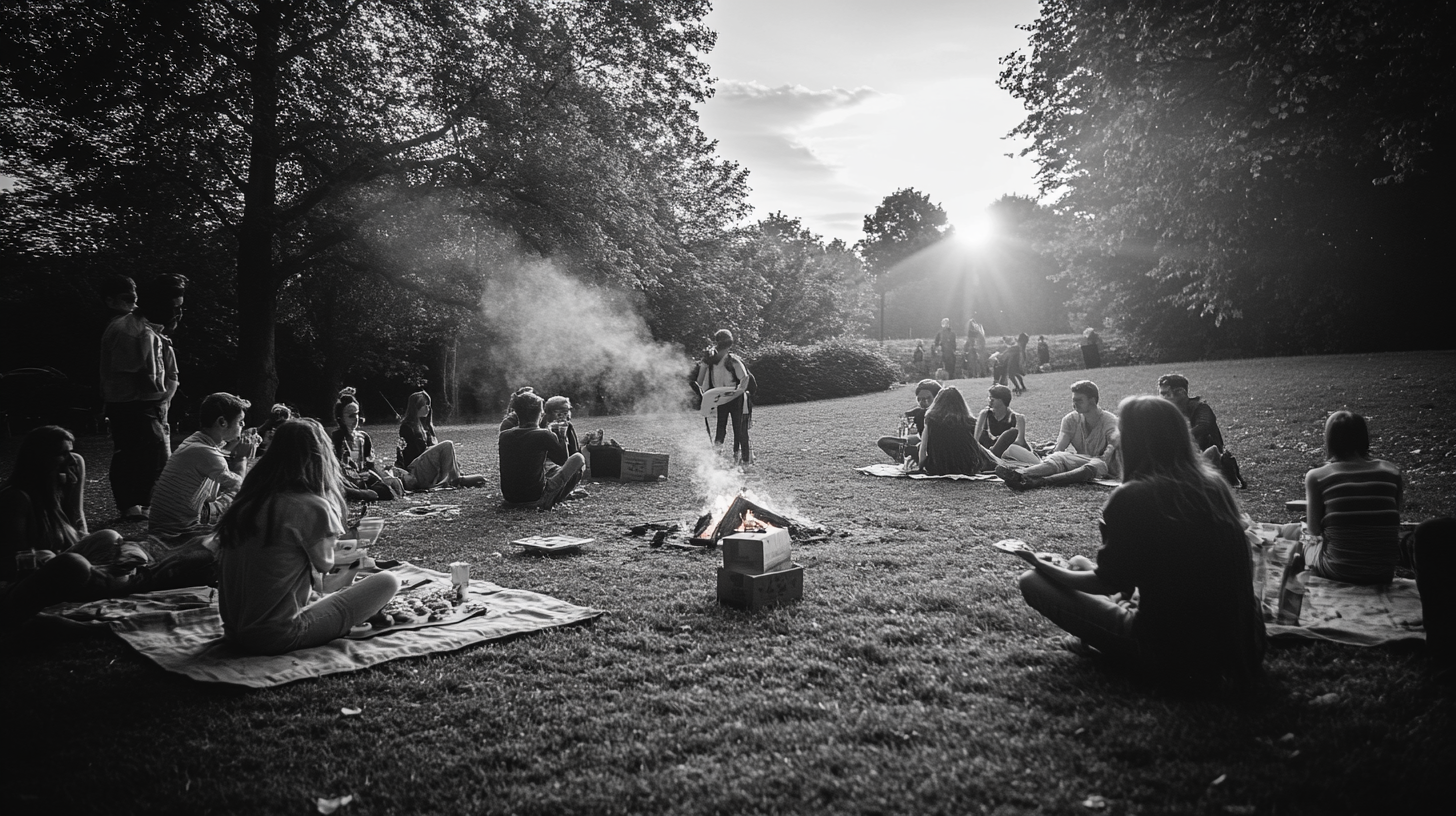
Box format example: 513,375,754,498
1059,408,1118,458
99,312,165,403
1309,459,1404,583
498,427,567,503
149,431,243,548
1094,479,1266,686
218,492,342,648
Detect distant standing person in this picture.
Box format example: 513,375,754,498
1036,336,1050,369
933,318,957,378
1081,327,1102,369
695,329,753,465
965,316,987,377
98,275,168,521
1005,336,1027,396
912,341,925,377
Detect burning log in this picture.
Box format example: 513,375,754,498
691,495,792,546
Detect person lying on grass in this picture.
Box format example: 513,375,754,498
876,378,941,466
332,388,404,503
996,379,1120,490
917,386,998,477
1013,395,1266,691
394,390,487,491
217,419,400,655
0,425,136,622
973,385,1038,465
498,390,585,512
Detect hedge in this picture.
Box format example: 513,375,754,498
748,340,899,405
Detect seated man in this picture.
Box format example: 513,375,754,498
1158,373,1224,461
877,379,941,464
499,391,584,512
997,380,1120,491
147,392,256,553
974,385,1038,464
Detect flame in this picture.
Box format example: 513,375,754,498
738,510,768,532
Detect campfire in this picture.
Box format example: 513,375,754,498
691,494,792,546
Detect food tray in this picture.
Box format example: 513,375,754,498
513,535,594,553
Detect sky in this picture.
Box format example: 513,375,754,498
696,0,1046,245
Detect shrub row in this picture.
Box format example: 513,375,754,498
749,340,899,405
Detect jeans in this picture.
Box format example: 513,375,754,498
106,400,169,511
1018,569,1141,663
230,571,402,655
714,395,751,463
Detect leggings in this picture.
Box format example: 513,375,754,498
229,571,401,655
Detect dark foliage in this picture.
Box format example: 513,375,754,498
750,340,898,405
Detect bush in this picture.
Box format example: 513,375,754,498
749,340,899,404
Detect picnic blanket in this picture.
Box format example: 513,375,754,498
854,463,1119,487
1249,522,1424,646
40,563,604,687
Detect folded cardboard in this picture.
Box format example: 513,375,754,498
587,446,669,482
721,528,792,575
717,563,804,610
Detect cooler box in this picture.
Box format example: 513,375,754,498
717,564,803,610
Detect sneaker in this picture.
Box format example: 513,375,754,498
1020,475,1045,490
568,488,589,500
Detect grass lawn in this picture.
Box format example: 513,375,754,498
5,351,1454,815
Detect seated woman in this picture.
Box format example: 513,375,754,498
973,385,1038,464
917,386,997,476
876,379,940,465
1294,411,1404,585
331,388,403,502
216,419,401,655
1015,396,1265,691
394,391,486,490
1,426,129,621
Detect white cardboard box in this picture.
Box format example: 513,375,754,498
721,528,792,575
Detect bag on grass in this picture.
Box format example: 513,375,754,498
1219,449,1247,489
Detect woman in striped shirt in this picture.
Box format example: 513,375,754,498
1299,411,1404,585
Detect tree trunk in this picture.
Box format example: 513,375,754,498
235,4,283,419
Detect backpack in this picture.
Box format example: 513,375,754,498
1218,449,1246,489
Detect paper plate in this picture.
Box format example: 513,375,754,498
513,535,595,553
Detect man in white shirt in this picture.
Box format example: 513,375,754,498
998,380,1120,491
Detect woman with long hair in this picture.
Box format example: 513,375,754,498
394,391,486,491
1014,395,1265,691
331,389,403,502
917,386,996,476
216,419,400,655
1294,411,1404,585
1,426,126,620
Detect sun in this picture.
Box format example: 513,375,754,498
954,213,996,248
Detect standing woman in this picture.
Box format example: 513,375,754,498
918,386,997,476
394,391,486,490
332,389,402,502
1295,411,1404,585
1015,396,1265,691
216,419,400,655
1,426,125,619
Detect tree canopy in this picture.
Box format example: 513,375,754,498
2,0,747,411
999,0,1454,357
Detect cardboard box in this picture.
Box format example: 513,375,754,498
717,563,803,610
588,446,669,482
721,528,792,575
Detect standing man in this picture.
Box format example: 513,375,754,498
933,318,958,379
1158,373,1225,460
965,315,987,377
997,380,1120,490
695,329,752,466
98,275,168,521
136,274,188,446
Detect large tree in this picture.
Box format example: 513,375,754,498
2,0,744,409
999,0,1454,356
855,188,953,340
